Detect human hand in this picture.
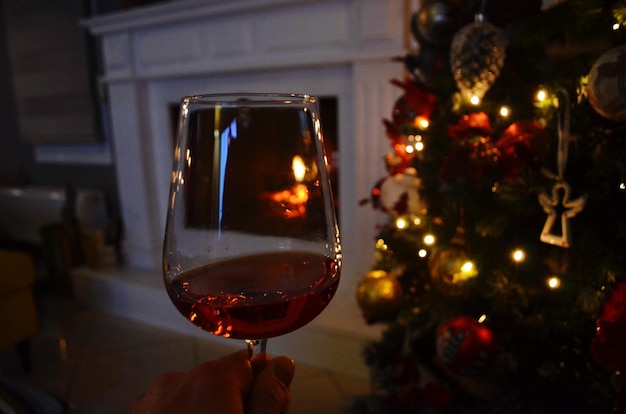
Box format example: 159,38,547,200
129,350,294,414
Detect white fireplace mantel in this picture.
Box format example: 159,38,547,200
78,0,408,377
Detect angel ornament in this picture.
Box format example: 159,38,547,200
538,88,586,248
538,181,586,248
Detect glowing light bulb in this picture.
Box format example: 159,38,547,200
455,260,478,282
613,23,621,31
470,95,481,105
423,234,436,246
499,106,510,117
512,249,526,263
547,276,561,289
418,249,427,258
416,117,430,130
395,217,409,229
461,261,475,274
415,142,424,151
478,314,487,323
620,182,626,191
376,239,388,251
405,145,414,154
536,89,548,102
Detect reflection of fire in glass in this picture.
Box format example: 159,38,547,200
265,184,309,219
292,156,306,182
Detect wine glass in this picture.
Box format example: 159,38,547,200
163,93,341,357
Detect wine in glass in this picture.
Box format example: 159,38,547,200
163,93,341,356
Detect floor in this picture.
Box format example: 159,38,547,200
0,292,371,413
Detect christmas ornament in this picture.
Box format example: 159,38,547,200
377,168,426,217
440,112,500,182
436,315,498,376
590,282,626,371
356,270,403,323
587,45,626,122
428,227,478,295
428,244,478,295
496,120,547,180
538,182,586,248
381,79,437,174
538,89,586,248
389,78,436,129
450,13,507,102
411,0,466,47
590,281,626,414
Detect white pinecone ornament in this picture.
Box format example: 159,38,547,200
450,14,507,102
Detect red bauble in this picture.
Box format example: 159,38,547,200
447,112,492,141
389,78,436,128
590,282,626,371
436,316,498,376
496,120,547,180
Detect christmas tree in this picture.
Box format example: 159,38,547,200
353,0,626,412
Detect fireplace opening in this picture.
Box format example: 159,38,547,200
167,96,339,226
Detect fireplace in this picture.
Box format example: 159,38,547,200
78,0,407,376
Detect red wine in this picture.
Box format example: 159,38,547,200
167,251,340,339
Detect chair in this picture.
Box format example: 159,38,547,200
0,249,39,372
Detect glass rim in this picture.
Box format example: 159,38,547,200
182,92,317,106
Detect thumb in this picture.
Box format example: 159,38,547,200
246,356,295,414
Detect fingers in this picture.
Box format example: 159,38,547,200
185,349,256,414
129,350,256,414
247,356,295,414
128,371,184,414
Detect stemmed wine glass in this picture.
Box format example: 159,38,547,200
163,93,341,357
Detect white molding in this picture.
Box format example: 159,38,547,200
85,0,405,82
85,0,351,34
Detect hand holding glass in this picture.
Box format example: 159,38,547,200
163,93,341,355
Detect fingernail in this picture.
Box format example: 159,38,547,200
274,357,295,387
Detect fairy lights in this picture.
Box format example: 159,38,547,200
547,276,561,289
415,116,430,130
512,248,526,263
536,88,548,102
461,260,477,276
376,238,388,251
406,135,425,153
423,234,436,245
395,217,409,230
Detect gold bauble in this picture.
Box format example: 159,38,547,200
356,270,403,323
428,245,478,295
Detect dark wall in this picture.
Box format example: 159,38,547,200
0,2,30,184
0,2,119,217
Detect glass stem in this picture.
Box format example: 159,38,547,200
246,339,267,359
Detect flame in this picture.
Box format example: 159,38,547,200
292,156,306,182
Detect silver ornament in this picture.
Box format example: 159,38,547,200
450,14,507,102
